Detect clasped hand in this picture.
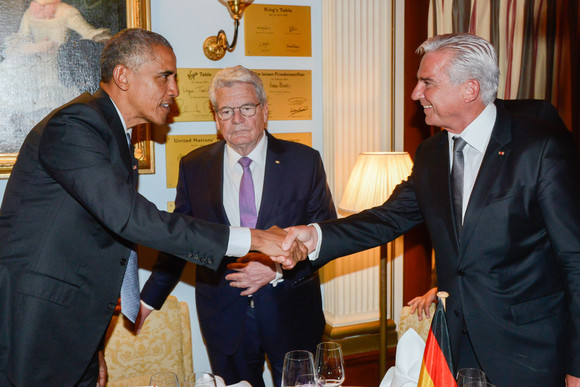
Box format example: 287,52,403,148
250,225,319,269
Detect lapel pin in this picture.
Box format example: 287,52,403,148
275,160,280,164
133,165,137,170
498,151,505,156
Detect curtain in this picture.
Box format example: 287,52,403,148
427,0,579,142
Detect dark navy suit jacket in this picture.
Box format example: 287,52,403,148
0,90,229,386
313,101,580,387
141,132,336,357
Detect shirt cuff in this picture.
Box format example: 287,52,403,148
270,263,284,287
226,226,251,257
141,300,154,310
308,223,323,261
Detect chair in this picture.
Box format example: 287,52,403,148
104,295,193,386
397,303,435,342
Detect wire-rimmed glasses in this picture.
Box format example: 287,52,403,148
216,102,260,120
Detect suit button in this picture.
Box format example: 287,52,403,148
120,257,128,266
194,254,200,260
457,269,465,277
108,302,116,310
207,258,213,265
200,257,207,264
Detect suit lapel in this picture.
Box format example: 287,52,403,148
428,132,461,252
459,107,512,257
94,89,135,184
256,132,283,230
206,141,230,225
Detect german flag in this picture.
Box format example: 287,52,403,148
417,293,457,387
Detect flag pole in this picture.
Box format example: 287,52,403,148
437,291,449,311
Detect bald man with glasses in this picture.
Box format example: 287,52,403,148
139,66,336,387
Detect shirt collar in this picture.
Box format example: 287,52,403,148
225,131,268,170
448,103,497,153
109,97,131,137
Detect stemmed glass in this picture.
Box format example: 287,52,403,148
314,342,345,386
282,350,316,387
456,368,486,387
150,371,179,387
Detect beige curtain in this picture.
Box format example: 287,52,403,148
427,0,579,140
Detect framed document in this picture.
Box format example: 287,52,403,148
244,4,311,57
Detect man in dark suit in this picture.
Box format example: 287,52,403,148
0,30,297,386
139,66,336,387
279,33,580,387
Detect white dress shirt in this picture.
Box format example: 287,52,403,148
223,133,284,284
447,103,496,221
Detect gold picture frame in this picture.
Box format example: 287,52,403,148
0,0,153,178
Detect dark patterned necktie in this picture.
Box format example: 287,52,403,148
120,131,140,323
451,136,467,238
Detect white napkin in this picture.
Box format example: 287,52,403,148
380,328,426,387
220,375,252,387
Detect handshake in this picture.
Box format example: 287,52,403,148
250,225,319,269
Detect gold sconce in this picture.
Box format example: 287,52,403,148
203,0,254,61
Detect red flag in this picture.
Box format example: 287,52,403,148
417,298,457,387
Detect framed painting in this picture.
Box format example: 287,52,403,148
0,0,154,178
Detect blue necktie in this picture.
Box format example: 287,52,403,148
120,131,140,323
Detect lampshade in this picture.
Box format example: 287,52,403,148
338,152,413,216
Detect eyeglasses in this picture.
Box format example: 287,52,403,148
216,102,260,121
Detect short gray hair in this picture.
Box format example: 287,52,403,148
100,28,173,83
417,33,499,105
209,66,267,110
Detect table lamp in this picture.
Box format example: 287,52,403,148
338,151,413,377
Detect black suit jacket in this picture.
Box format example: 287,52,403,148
0,90,230,385
141,132,336,357
315,103,580,386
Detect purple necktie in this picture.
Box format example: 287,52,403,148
239,157,257,228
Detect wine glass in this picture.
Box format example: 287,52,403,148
295,373,318,387
456,368,486,387
282,350,316,387
183,372,217,387
314,342,345,386
150,371,179,387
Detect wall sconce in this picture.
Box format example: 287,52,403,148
203,0,254,61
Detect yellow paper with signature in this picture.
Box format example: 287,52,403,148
173,69,311,122
244,4,311,57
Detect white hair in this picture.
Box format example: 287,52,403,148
417,33,500,105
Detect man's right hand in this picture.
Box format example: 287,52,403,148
250,226,308,267
267,225,318,269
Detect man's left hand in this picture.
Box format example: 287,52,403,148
567,374,580,386
226,252,277,296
